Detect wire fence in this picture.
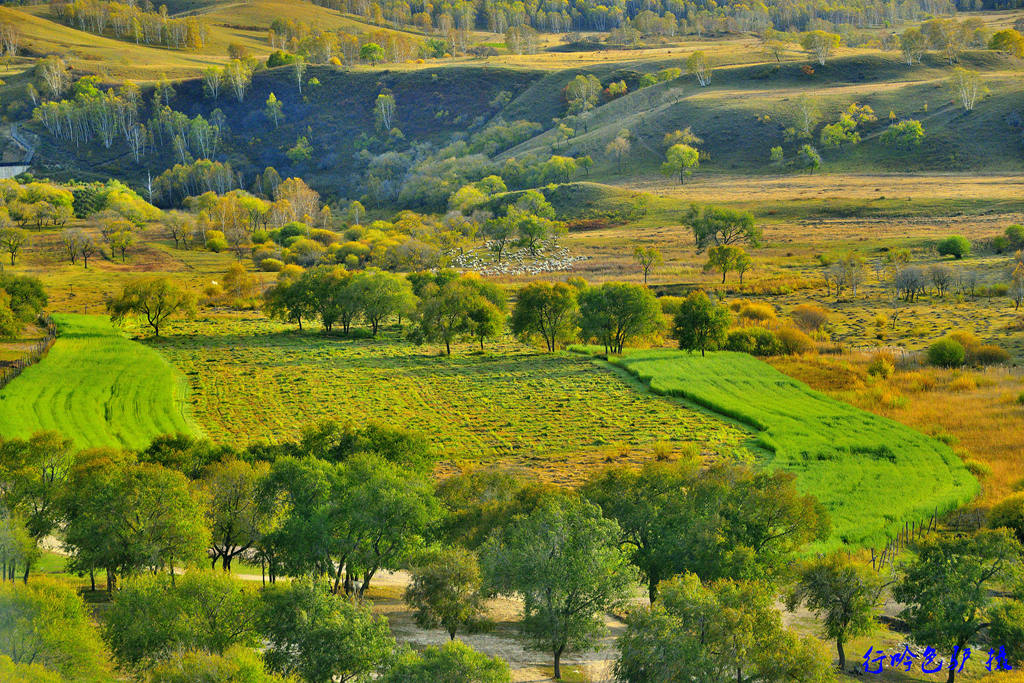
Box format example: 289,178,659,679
0,315,57,390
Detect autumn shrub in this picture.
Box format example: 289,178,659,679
791,303,830,331
260,258,285,272
776,327,814,355
737,302,776,326
867,353,895,379
973,344,1010,366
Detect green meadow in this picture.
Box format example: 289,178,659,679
0,314,203,449
610,349,979,550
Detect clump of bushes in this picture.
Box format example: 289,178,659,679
724,325,812,356
963,458,992,479
937,235,971,259
989,492,1024,544
867,352,895,378
928,336,966,367
734,301,776,326
776,327,814,354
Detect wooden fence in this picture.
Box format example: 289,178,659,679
0,316,57,390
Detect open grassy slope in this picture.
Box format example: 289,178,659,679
610,349,979,550
0,314,203,449
150,316,747,482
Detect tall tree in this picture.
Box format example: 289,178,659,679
893,529,1024,683
786,553,884,670
202,459,267,571
661,144,699,183
577,282,663,354
405,546,486,640
510,281,578,352
480,496,634,679
259,577,394,683
351,270,416,336
0,227,28,267
616,573,835,682
684,204,761,251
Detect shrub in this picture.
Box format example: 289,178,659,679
990,493,1024,544
737,302,776,325
937,235,971,259
725,328,757,354
750,327,783,355
206,231,228,253
260,258,285,272
948,374,976,392
927,337,966,367
1007,224,1024,250
791,303,829,331
879,119,924,148
867,353,895,378
973,344,1009,366
776,327,814,355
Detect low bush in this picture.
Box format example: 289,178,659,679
737,302,776,326
973,344,1010,366
927,337,966,367
776,327,814,355
791,303,829,331
937,235,971,259
867,353,895,378
963,458,992,479
260,258,285,272
989,493,1024,544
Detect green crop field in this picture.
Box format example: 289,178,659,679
150,316,747,482
0,314,203,450
609,349,980,550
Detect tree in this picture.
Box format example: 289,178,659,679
259,578,394,683
224,60,253,102
949,67,985,111
361,42,386,64
351,270,416,335
63,454,209,590
703,245,748,283
293,56,308,94
543,155,577,183
416,277,505,355
201,66,223,99
59,228,84,265
480,496,634,679
938,234,971,259
107,276,197,337
793,92,821,138
924,17,966,63
671,291,730,356
786,553,883,670
684,204,761,251
382,641,509,683
0,578,110,680
405,547,486,640
35,57,69,99
577,282,663,355
605,131,631,172
564,74,602,113
202,459,267,571
900,27,927,64
263,268,313,330
0,227,28,266
685,51,712,85
1012,262,1024,311
0,432,73,581
661,144,699,183
108,228,134,263
510,281,578,352
615,573,834,683
894,529,1024,683
801,30,841,64
375,93,397,131
991,28,1024,56
264,92,283,128
798,143,822,171
103,571,258,670
632,246,663,285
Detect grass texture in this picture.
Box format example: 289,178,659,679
610,349,980,550
0,314,203,449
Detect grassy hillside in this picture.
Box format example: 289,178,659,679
0,314,204,449
151,316,747,482
609,349,979,550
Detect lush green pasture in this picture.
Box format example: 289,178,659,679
0,314,203,449
610,349,979,550
152,316,745,483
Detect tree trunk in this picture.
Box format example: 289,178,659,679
89,568,95,592
445,339,451,355
22,562,29,584
837,636,845,670
553,646,563,680
222,554,231,571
